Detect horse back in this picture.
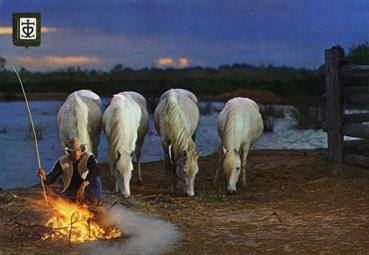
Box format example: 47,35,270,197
155,89,199,139
218,97,263,147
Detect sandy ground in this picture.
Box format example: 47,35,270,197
1,149,369,254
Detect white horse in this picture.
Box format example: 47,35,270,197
57,90,102,156
154,88,200,197
103,92,148,198
213,97,263,193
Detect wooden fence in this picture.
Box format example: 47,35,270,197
324,45,369,175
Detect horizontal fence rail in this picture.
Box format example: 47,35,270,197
343,92,369,105
343,123,369,139
343,139,369,152
344,153,369,168
340,65,369,78
343,113,369,123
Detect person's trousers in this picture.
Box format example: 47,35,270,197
61,176,103,203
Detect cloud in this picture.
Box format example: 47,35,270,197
0,27,12,35
41,27,57,33
156,57,175,66
178,58,189,67
0,26,57,35
13,55,103,69
155,57,190,68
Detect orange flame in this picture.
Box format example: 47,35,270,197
30,193,121,243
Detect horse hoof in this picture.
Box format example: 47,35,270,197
227,189,237,195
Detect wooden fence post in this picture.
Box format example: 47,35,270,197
325,46,344,176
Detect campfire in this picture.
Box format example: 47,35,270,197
18,192,122,245
42,196,121,243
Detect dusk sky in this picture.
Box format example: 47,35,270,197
0,0,367,71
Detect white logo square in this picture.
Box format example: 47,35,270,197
19,17,37,40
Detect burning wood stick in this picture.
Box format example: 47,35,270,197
13,65,49,213
108,200,119,211
69,212,77,247
87,217,91,240
14,221,72,231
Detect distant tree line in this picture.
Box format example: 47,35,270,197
344,42,369,87
0,63,323,100
0,43,367,101
347,42,369,65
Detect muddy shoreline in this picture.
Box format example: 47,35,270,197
1,150,369,254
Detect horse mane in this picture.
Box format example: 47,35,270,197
221,97,262,150
159,89,198,104
107,96,138,170
161,94,192,156
73,89,101,106
57,90,101,156
120,91,147,109
222,105,239,149
73,94,93,152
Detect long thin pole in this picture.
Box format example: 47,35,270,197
13,65,49,211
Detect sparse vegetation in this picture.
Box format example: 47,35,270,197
291,105,323,129
259,105,285,132
198,102,219,115
262,116,274,132
347,42,369,65
27,123,48,140
260,105,285,119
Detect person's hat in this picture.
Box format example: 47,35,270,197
66,137,84,151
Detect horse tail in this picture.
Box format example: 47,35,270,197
108,106,123,169
73,94,93,152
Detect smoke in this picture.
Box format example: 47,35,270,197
77,205,180,255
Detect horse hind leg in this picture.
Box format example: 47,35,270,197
170,168,177,196
169,173,175,195
212,166,220,186
163,153,174,195
167,162,177,196
115,180,119,194
135,142,143,185
241,143,251,189
114,173,120,194
113,170,123,194
213,146,223,186
119,174,125,197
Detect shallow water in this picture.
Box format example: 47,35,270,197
0,100,327,189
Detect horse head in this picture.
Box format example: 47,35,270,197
113,150,134,198
175,139,199,197
222,147,241,193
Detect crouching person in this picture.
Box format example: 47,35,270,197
37,137,102,205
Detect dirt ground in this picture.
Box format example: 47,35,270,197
1,149,369,254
